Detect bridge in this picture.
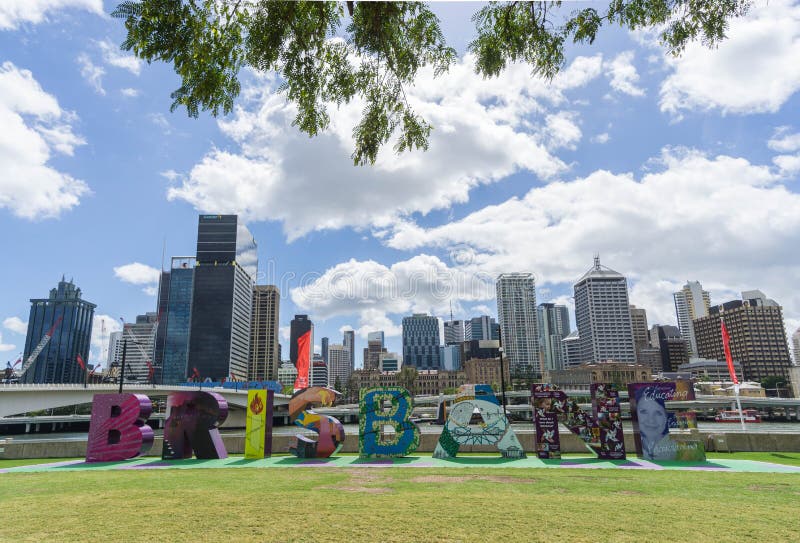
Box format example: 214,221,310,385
0,383,291,418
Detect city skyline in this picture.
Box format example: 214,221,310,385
1,3,800,367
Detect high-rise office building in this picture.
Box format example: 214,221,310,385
153,270,171,375
561,331,581,368
188,215,253,380
573,257,636,364
793,327,800,365
674,281,711,357
694,292,792,382
290,315,313,367
22,277,95,384
496,273,539,375
343,329,355,370
379,352,401,372
249,284,280,381
321,337,329,365
327,343,351,389
121,313,158,382
649,324,689,372
443,320,465,346
537,303,570,371
162,257,194,384
363,331,386,370
310,357,328,388
629,306,649,350
107,331,122,368
402,313,441,369
465,316,500,341
439,344,462,371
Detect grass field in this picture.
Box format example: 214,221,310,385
1,459,800,542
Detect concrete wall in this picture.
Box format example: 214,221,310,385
3,430,800,459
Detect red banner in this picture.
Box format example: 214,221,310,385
721,319,739,385
294,330,311,390
76,354,86,371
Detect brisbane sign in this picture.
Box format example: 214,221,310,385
85,381,704,463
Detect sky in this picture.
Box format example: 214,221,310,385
1,1,800,368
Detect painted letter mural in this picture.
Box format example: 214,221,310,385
162,391,229,460
86,393,154,462
628,382,705,461
359,387,420,458
433,384,524,459
532,383,625,460
244,389,274,459
288,387,345,458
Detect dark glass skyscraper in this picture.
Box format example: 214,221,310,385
188,215,253,380
162,257,195,384
290,315,313,366
153,270,171,380
22,277,95,384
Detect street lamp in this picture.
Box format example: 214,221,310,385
497,330,508,416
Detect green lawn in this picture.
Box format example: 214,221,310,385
1,464,799,542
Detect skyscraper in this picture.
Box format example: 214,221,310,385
465,316,500,341
793,327,800,365
496,273,539,375
402,313,440,369
290,315,313,368
537,303,570,371
573,257,636,364
249,284,280,381
443,320,465,346
629,306,650,350
694,292,792,382
162,257,194,384
561,331,581,368
673,281,711,357
187,215,254,381
343,329,355,370
121,313,158,382
153,270,171,376
649,324,689,372
327,343,351,389
363,331,386,370
22,277,95,384
321,337,329,365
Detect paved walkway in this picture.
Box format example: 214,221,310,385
4,455,800,474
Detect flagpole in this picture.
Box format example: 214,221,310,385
721,315,746,432
734,383,746,431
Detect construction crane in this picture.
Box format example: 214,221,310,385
18,315,62,378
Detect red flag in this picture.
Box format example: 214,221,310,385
146,360,154,382
721,319,739,385
76,354,86,371
12,357,22,368
90,364,100,376
294,330,311,389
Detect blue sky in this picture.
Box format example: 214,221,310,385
2,1,800,367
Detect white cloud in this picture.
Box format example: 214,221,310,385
120,88,140,98
660,0,800,115
0,333,14,352
76,53,105,95
591,132,610,144
97,39,142,75
279,326,290,342
168,54,604,240
605,51,645,97
89,314,122,367
113,262,161,295
0,62,89,219
470,304,495,317
768,127,800,153
380,147,800,332
544,111,582,150
773,154,800,175
0,0,102,30
3,317,27,335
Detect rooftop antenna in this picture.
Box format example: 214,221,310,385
161,237,167,272
593,253,601,270
449,300,454,322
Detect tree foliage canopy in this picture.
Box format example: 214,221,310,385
113,0,751,165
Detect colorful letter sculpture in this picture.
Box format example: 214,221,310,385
359,387,420,458
86,393,154,462
628,381,705,461
288,387,345,458
532,383,625,460
433,384,525,459
162,391,229,460
244,389,274,459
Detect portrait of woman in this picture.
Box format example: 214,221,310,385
635,393,671,460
